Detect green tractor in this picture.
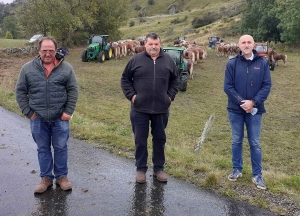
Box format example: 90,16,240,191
81,35,113,63
162,46,189,92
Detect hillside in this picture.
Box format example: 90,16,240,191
120,0,244,45
1,0,244,45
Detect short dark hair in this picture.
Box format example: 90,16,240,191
145,32,160,43
38,36,58,50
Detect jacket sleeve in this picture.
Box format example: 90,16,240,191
224,59,244,105
15,67,34,119
252,61,272,106
120,59,136,101
167,60,179,101
64,66,79,115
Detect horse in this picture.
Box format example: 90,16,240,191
134,46,145,54
269,50,287,66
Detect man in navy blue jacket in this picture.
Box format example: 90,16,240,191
121,32,178,184
224,35,272,190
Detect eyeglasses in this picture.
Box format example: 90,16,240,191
40,50,56,54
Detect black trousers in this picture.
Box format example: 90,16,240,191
130,109,169,173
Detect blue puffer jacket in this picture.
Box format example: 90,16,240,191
15,57,79,122
224,50,272,114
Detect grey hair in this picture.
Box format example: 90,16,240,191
38,36,58,50
145,32,161,43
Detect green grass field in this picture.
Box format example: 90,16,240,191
0,39,28,48
0,37,299,214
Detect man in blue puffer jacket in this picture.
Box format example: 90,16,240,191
15,36,79,193
224,35,272,190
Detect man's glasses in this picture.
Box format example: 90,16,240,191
40,50,56,54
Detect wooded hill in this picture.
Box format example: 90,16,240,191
1,0,300,46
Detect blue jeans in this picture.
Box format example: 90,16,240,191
228,112,263,176
130,109,169,173
30,117,70,180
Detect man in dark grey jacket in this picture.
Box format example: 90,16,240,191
121,32,178,184
15,36,79,193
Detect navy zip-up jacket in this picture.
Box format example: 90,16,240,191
121,49,178,114
224,50,272,114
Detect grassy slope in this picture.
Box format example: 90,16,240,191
121,0,242,45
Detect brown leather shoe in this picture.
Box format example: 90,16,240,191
34,177,53,194
56,176,72,191
154,171,168,182
136,171,146,183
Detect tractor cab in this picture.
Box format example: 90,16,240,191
254,42,275,71
90,35,109,49
82,35,112,63
162,46,189,92
208,36,221,49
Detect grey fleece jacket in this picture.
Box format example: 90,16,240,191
15,56,79,122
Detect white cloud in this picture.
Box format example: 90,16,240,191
1,0,14,4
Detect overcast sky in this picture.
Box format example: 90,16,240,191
1,0,14,3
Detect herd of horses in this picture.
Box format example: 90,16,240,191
108,38,207,79
215,42,287,66
108,38,287,75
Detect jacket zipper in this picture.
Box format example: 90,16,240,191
46,79,50,121
44,61,60,121
153,60,156,110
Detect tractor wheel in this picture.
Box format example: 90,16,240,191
270,61,275,71
106,47,113,60
97,51,105,63
81,50,88,62
179,73,188,92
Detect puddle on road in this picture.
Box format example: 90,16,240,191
32,188,72,216
128,179,166,215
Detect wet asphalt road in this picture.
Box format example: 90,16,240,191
0,106,275,216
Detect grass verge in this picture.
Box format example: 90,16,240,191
0,40,299,214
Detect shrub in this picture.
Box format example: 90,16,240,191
171,18,180,24
148,0,154,5
139,18,146,23
5,31,13,39
203,173,218,188
192,12,221,28
129,21,135,27
171,16,188,24
134,4,141,11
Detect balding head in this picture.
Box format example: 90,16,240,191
238,35,255,58
239,35,254,44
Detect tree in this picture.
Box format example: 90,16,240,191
2,15,19,38
275,0,300,44
16,0,52,37
16,0,130,46
240,0,281,42
86,0,130,41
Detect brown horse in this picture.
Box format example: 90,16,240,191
269,50,287,66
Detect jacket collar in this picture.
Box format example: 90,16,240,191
144,48,164,59
238,49,260,61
